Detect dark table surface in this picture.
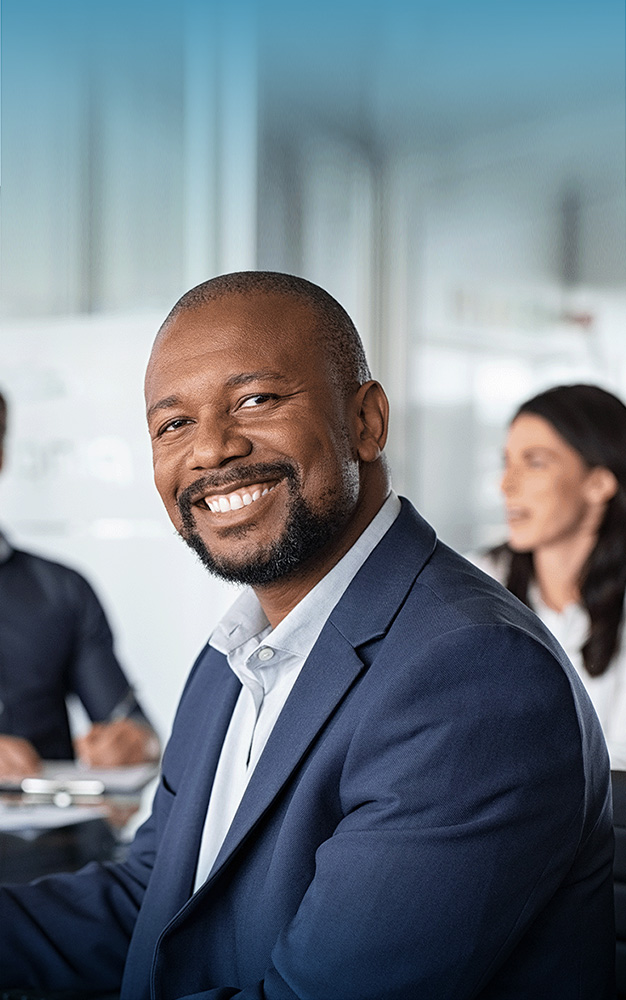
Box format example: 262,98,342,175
0,815,125,884
0,781,154,887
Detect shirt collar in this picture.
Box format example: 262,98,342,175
210,491,401,664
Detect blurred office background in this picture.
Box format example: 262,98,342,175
1,0,625,738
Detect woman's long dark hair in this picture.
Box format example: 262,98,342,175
492,383,626,677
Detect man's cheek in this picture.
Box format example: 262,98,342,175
153,467,180,523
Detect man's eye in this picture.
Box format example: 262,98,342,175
159,418,190,435
239,393,277,409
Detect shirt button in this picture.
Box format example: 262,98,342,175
257,646,274,661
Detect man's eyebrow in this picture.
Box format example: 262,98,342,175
225,371,289,388
146,374,290,420
146,395,182,421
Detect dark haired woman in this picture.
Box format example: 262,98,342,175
473,383,626,768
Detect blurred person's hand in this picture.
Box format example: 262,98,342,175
74,718,159,768
0,735,42,780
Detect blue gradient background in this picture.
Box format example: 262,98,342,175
2,0,624,314
0,1,624,740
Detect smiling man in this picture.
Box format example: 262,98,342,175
0,272,615,999
145,280,387,617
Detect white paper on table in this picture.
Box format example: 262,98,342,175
0,800,108,833
39,761,159,792
1,761,159,795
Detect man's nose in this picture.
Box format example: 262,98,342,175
186,415,252,470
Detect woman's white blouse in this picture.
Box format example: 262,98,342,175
470,551,626,770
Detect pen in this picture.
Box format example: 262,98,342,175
107,687,138,722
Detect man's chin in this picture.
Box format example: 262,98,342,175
180,530,284,586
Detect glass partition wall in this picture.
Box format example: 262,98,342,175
2,0,624,733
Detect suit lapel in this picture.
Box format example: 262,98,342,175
158,658,241,900
121,651,240,998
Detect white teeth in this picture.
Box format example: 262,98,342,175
204,484,276,513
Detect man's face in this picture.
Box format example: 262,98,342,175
145,292,363,586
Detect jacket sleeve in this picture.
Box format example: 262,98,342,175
0,648,211,993
63,568,154,731
0,780,159,991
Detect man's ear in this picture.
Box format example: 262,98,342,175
353,381,389,463
585,466,618,505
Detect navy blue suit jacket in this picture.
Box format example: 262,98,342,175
0,500,615,998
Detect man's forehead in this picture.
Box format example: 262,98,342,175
148,292,322,377
163,289,318,338
146,292,326,394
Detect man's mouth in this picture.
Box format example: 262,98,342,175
177,462,297,530
201,481,279,513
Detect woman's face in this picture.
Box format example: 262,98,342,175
500,413,606,554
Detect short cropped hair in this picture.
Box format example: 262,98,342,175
160,271,371,396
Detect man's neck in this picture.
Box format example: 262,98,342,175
254,489,391,629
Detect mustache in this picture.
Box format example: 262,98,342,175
176,461,299,520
